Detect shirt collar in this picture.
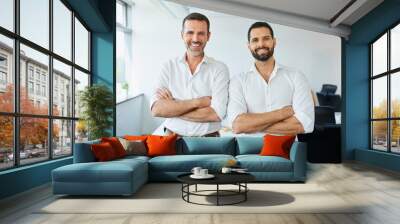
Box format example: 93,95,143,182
251,61,281,81
179,53,209,64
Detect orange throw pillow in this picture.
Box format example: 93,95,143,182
124,135,148,141
146,134,177,157
260,134,296,159
91,142,117,161
101,137,127,158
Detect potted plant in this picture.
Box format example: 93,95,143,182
79,84,114,140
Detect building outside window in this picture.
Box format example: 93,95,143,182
28,81,34,94
0,72,6,86
36,83,40,95
41,85,46,97
370,23,400,154
0,54,7,67
0,54,7,88
28,67,34,80
54,88,58,104
0,71,6,84
35,70,40,81
0,0,92,170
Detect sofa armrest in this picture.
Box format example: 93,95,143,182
73,141,99,163
289,141,307,181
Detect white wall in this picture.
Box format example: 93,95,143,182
116,94,144,136
125,0,341,134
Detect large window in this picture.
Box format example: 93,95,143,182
371,23,400,154
0,0,91,171
116,0,133,102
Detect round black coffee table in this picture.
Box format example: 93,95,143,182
177,173,255,206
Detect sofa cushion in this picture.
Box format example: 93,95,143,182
91,142,118,161
101,137,127,158
260,135,296,159
118,138,147,156
236,137,263,155
148,154,235,172
115,155,150,163
177,137,235,155
52,159,147,183
124,135,148,141
236,155,293,172
147,134,178,157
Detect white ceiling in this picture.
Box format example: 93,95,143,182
166,0,384,38
225,0,352,22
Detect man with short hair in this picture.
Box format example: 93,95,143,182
227,22,314,135
151,13,229,137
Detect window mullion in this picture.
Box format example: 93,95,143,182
14,0,21,167
388,30,391,152
388,29,393,153
71,10,76,154
49,0,54,160
370,45,373,149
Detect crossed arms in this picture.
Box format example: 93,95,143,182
152,87,305,133
151,87,304,133
151,88,220,122
232,106,305,135
228,71,314,136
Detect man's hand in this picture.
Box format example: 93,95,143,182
194,96,212,108
264,116,305,135
232,105,295,134
177,96,218,122
279,106,294,120
156,88,174,100
151,92,212,118
180,107,220,122
156,88,211,109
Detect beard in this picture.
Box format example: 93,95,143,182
251,47,274,61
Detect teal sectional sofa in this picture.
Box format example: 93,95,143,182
52,137,307,196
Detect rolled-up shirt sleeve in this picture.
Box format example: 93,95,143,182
226,75,247,129
210,64,230,120
292,71,315,133
150,63,169,110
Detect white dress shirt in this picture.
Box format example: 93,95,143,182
151,54,229,136
227,62,314,136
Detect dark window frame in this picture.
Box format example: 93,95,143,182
0,0,92,171
370,21,400,154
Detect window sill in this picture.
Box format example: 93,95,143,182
355,148,400,173
0,156,72,175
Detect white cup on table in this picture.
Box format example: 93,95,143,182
199,169,208,176
191,167,202,176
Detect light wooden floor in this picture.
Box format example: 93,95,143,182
1,162,400,224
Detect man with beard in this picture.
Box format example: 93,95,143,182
151,13,229,137
227,22,314,135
